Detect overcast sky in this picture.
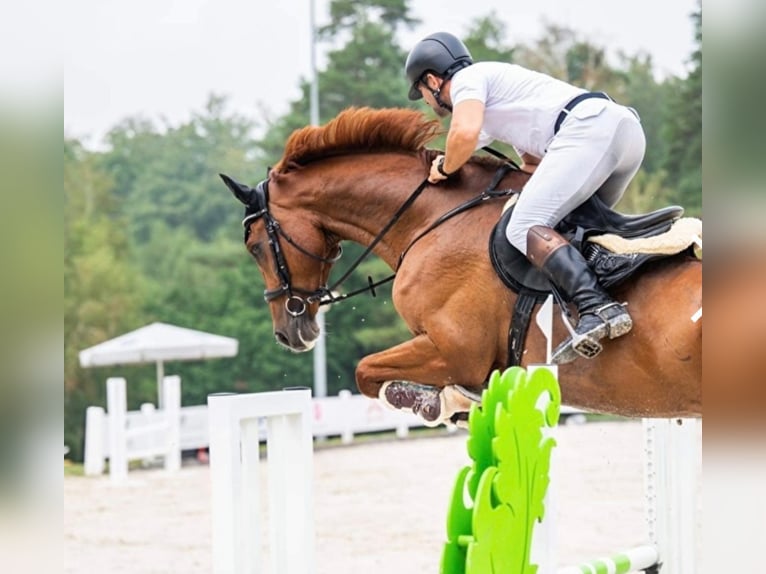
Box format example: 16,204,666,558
64,0,698,148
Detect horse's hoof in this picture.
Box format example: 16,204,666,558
379,382,443,426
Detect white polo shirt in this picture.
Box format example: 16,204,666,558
450,62,585,158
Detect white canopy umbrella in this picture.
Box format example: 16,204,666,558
79,322,239,408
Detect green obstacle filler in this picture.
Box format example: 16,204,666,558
440,366,561,574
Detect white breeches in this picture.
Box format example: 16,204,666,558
506,99,646,254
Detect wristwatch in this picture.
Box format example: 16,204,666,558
436,156,452,177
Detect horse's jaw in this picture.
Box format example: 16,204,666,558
274,317,320,353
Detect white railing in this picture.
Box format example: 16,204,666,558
83,380,584,480
83,385,426,479
208,389,315,574
83,376,181,482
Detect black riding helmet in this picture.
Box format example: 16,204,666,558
405,32,473,101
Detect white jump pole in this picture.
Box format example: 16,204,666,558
529,295,558,574
557,545,659,574
208,388,315,574
644,417,701,574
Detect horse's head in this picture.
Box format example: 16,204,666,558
220,173,341,352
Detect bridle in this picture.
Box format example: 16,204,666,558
242,158,521,318
242,178,341,317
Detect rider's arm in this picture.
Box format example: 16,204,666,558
442,99,485,174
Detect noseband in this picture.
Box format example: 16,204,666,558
242,179,341,317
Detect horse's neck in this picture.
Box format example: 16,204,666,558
297,157,436,268
285,154,526,269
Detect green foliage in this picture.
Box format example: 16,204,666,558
462,14,515,63
64,139,144,460
662,7,702,216
259,1,418,165
616,55,673,174
99,95,264,245
320,0,418,37
320,22,413,113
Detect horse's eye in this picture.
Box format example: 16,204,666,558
249,243,263,259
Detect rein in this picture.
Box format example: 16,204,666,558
317,162,520,306
242,161,520,316
397,162,518,268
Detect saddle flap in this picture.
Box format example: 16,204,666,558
489,208,552,296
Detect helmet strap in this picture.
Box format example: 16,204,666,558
427,77,452,112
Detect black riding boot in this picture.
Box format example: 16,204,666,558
527,225,633,364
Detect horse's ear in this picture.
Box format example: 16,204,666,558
219,173,254,206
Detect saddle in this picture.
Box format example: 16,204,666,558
489,194,701,365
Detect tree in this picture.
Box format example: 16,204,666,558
100,95,264,245
462,14,515,63
64,139,143,460
258,0,419,166
661,6,701,215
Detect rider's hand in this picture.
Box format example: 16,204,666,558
428,155,451,183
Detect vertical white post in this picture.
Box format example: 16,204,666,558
83,406,105,476
644,418,701,574
240,415,263,573
209,393,248,574
267,406,315,574
528,363,558,574
208,388,314,574
529,299,557,573
163,375,182,472
106,377,128,483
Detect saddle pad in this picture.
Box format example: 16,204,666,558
589,217,702,256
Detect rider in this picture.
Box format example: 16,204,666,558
405,32,645,363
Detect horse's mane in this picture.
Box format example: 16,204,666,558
272,107,443,174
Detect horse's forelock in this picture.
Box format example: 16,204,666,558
272,108,442,174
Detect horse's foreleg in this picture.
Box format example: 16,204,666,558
355,335,479,426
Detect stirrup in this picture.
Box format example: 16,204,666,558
594,302,633,339
551,334,603,363
572,334,604,359
556,309,607,362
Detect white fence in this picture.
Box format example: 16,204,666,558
83,376,585,480
208,389,315,574
83,383,427,479
84,376,181,482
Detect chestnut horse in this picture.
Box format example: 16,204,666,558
222,107,701,425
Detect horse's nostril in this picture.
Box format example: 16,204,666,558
275,331,289,346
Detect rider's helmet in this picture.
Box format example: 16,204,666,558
405,32,473,101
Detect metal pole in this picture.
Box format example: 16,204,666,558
309,0,326,401
156,360,164,409
309,0,319,126
313,310,327,398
